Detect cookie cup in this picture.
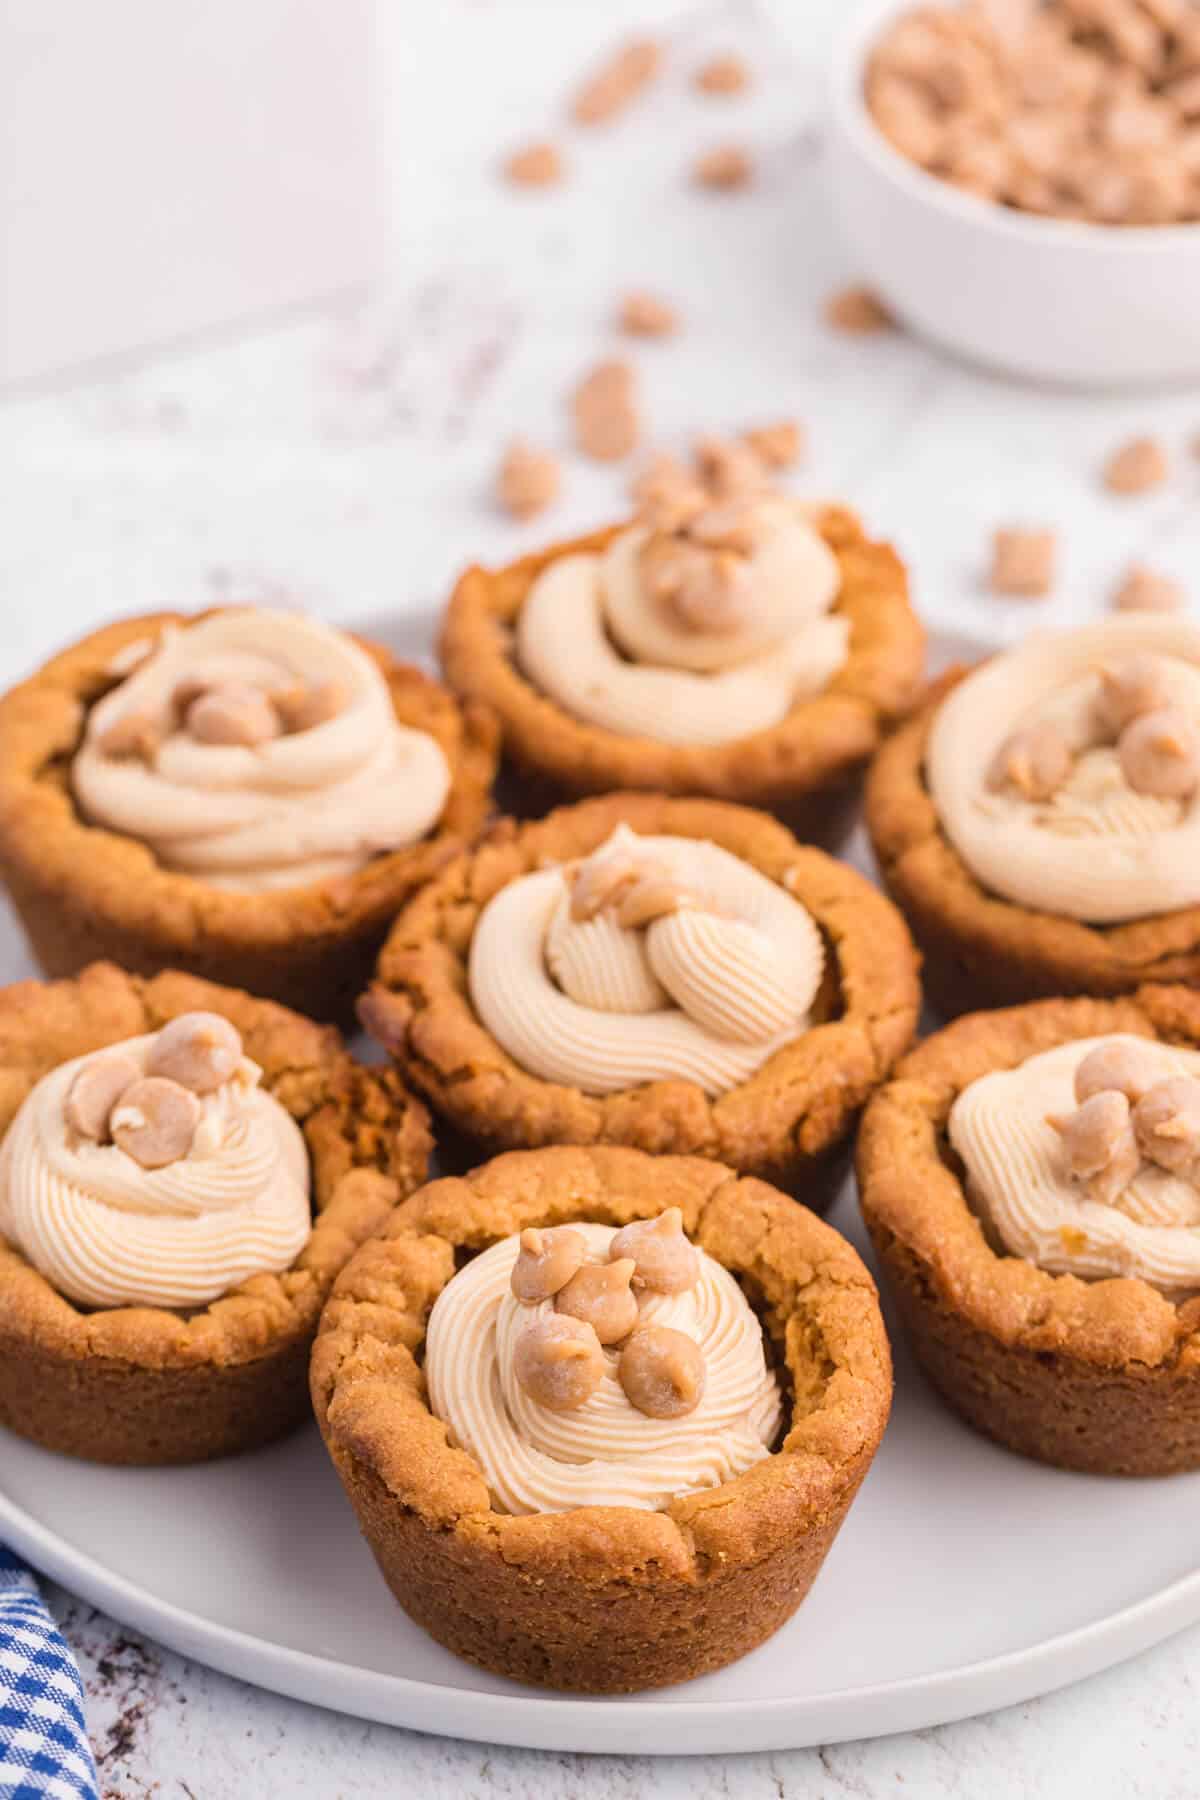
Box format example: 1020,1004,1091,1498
866,667,1200,1017
439,507,924,841
0,612,499,1023
360,792,921,1203
311,1145,892,1692
0,962,432,1465
857,986,1200,1475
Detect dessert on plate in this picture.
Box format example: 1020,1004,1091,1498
858,984,1200,1475
311,1144,892,1691
439,460,924,836
867,616,1200,1015
0,606,498,1021
0,961,430,1464
360,792,921,1200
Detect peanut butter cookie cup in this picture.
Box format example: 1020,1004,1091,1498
361,792,920,1201
858,985,1200,1475
0,607,498,1022
867,618,1200,1016
0,961,431,1464
311,1145,892,1692
439,493,923,839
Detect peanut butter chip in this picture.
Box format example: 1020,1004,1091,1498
640,533,753,636
1048,1090,1140,1207
510,1225,588,1304
1133,1078,1200,1174
555,1258,640,1345
693,144,754,190
693,434,768,499
1074,1041,1164,1105
742,420,803,470
186,683,281,748
618,1326,707,1419
986,721,1073,800
496,439,561,520
571,360,639,462
1114,564,1185,613
686,498,768,556
1118,707,1200,798
503,141,564,187
989,526,1056,597
608,1207,700,1294
147,1012,243,1094
568,853,640,922
111,1077,201,1170
617,292,679,338
98,712,162,762
1095,652,1173,734
1104,436,1169,495
64,1053,141,1143
272,680,346,734
513,1314,605,1412
571,38,661,126
693,52,751,96
824,285,895,334
631,455,709,533
615,873,691,930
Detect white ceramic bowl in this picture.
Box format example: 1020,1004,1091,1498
827,0,1200,387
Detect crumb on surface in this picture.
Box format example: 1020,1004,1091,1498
1113,562,1185,612
617,291,679,338
693,144,754,190
1103,435,1169,495
502,141,565,187
572,359,640,462
989,525,1057,597
742,420,803,470
571,38,661,126
693,52,752,96
496,440,561,520
824,285,896,334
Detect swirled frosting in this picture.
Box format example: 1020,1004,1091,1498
425,1222,782,1513
0,1034,311,1309
950,1035,1200,1291
927,617,1200,923
73,608,451,891
468,825,825,1096
515,501,848,746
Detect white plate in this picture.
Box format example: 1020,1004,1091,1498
2,620,1199,1756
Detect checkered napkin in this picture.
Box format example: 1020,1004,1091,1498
0,1550,97,1800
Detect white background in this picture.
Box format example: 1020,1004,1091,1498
3,1,1200,1794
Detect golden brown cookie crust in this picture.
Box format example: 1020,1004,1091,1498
438,508,925,825
866,666,1200,1015
856,986,1200,1474
360,792,921,1199
0,961,432,1464
311,1144,892,1692
0,612,500,1023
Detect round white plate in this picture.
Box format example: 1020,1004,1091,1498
1,619,1198,1756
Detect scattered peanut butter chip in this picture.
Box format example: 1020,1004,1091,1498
1095,652,1173,734
693,143,754,189
187,682,281,748
571,38,661,126
1118,706,1200,798
513,1314,605,1413
1113,563,1185,612
272,680,347,733
987,721,1072,800
630,453,708,532
1075,1041,1164,1106
111,1076,202,1170
496,439,562,520
693,52,751,96
617,291,679,338
147,1012,243,1095
609,1208,700,1294
693,432,768,498
616,872,693,929
1133,1078,1200,1174
988,526,1056,597
571,359,639,462
1103,435,1169,494
742,419,803,469
98,711,162,762
503,141,565,187
824,285,896,334
64,1053,141,1143
618,1326,707,1419
510,1225,588,1304
555,1257,640,1345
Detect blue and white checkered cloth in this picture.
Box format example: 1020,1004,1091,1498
0,1551,97,1800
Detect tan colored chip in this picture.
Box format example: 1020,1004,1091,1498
503,142,564,187
693,53,751,96
1103,435,1170,495
496,440,561,521
692,144,754,190
617,292,679,338
824,285,896,334
571,361,639,463
572,38,661,126
1113,563,1185,613
989,525,1057,597
742,420,803,470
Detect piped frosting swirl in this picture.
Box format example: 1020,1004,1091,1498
424,1221,782,1514
73,608,451,892
0,1021,311,1309
950,1034,1200,1292
468,825,825,1096
515,498,848,746
927,617,1200,923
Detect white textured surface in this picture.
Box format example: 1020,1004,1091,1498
3,0,1200,1792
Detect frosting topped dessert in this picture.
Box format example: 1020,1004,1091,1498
927,618,1200,923
424,1208,783,1514
950,1034,1200,1292
515,482,849,747
468,823,825,1096
0,1011,310,1309
73,608,451,891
